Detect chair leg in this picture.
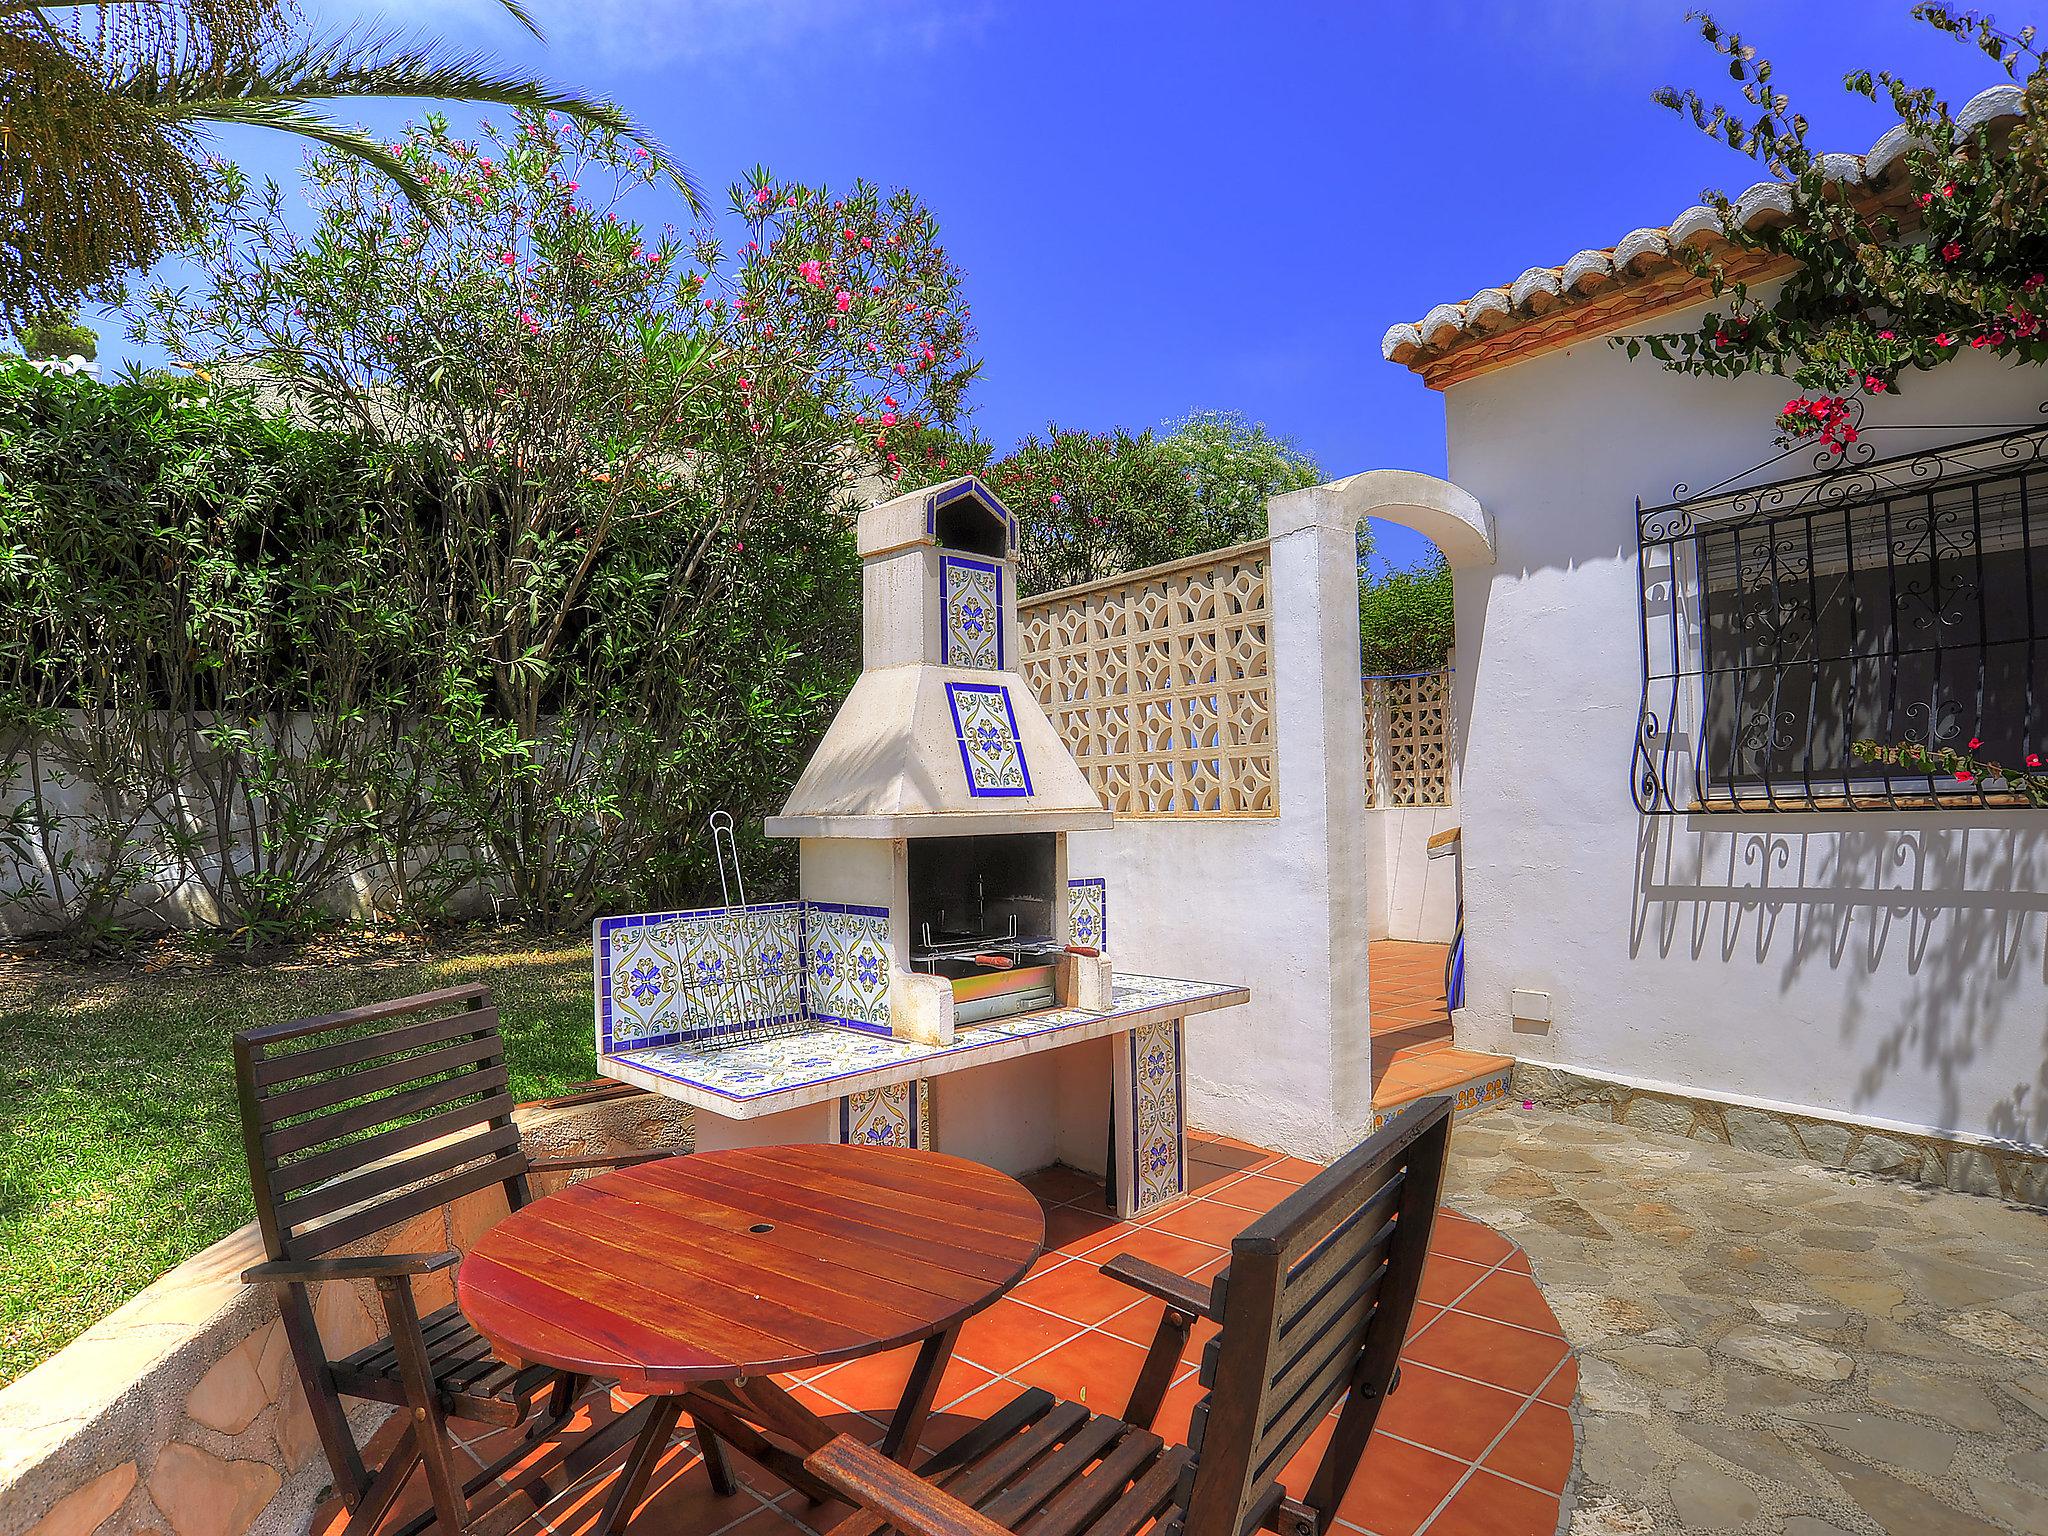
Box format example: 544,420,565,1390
378,1278,470,1536
1123,1307,1195,1430
340,1423,425,1536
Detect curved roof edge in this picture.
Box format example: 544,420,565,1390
1382,84,2026,383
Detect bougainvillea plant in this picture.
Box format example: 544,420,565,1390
1625,6,2048,452
1853,737,2048,802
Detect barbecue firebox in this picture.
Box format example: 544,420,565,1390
766,477,1114,1043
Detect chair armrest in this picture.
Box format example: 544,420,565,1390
242,1250,460,1287
1099,1254,1216,1318
528,1151,674,1173
804,1436,1016,1536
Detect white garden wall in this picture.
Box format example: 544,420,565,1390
1440,302,2048,1152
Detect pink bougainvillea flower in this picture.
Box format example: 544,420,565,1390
1935,332,1956,347
1956,769,1976,783
1942,241,1963,261
1878,329,1895,340
1943,182,1957,197
1969,737,1984,749
2029,753,2043,767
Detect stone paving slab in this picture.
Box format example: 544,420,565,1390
1444,1106,2048,1536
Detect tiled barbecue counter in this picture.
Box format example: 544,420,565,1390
595,903,1246,1218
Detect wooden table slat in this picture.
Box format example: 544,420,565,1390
517,1197,936,1348
575,1178,1000,1311
639,1159,1036,1282
459,1146,1044,1389
647,1163,1040,1277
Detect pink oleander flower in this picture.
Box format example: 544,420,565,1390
799,260,825,287
880,411,898,426
834,289,852,312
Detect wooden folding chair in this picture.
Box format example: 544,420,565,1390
797,1097,1455,1536
234,984,731,1536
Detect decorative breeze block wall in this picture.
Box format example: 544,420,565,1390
1362,665,1453,808
1018,542,1274,816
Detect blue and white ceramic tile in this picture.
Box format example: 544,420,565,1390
596,902,804,1052
1067,878,1107,950
618,1024,931,1100
945,682,1032,797
1129,1018,1185,1212
806,901,892,1034
941,556,1003,671
838,1081,929,1147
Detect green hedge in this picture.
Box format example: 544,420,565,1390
0,366,857,947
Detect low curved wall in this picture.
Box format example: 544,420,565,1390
0,1091,693,1536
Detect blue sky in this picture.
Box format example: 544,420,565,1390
97,2,2013,570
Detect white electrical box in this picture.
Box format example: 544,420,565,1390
1510,988,1552,1024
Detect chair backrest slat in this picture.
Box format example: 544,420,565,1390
268,1089,519,1199
234,988,532,1264
276,1122,523,1237
1177,1098,1452,1536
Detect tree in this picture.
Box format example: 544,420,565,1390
1629,6,2048,451
0,0,679,332
13,313,97,361
993,413,1320,595
134,113,975,925
1358,552,1454,675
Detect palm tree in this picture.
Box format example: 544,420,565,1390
0,0,697,332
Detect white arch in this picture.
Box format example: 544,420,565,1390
1269,468,1495,568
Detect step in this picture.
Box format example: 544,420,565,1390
1369,1016,1454,1059
1368,1044,1515,1134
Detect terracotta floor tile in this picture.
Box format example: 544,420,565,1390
1479,1401,1573,1493
1536,1354,1577,1407
1023,1163,1105,1204
1144,1371,1210,1446
547,1448,761,1536
1259,1156,1325,1184
1007,1329,1151,1410
1043,1204,1124,1256
1452,1272,1564,1338
1334,1431,1469,1536
1373,1365,1526,1463
1406,1302,1442,1341
1418,1468,1561,1536
1206,1173,1298,1214
1187,1160,1249,1196
1146,1196,1253,1247
1416,1254,1491,1307
1095,1224,1228,1277
805,1344,994,1418
952,1297,1082,1374
1401,1311,1569,1397
1427,1216,1515,1268
1013,1257,1161,1325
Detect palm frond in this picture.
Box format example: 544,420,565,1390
125,24,703,212
165,96,438,209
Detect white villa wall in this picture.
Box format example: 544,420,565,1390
1067,505,1376,1163
1442,309,2048,1151
1374,805,1460,944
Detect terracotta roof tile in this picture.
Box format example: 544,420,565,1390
1381,83,2028,382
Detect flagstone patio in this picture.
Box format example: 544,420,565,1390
1446,1105,2048,1535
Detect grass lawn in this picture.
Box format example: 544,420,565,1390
0,930,598,1388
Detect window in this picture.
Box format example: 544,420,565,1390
1634,426,2048,812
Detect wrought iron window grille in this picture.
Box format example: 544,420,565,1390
1633,404,2048,814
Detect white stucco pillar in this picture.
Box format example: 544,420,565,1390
1262,486,1375,1155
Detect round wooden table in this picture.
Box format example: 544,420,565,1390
458,1144,1044,1533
